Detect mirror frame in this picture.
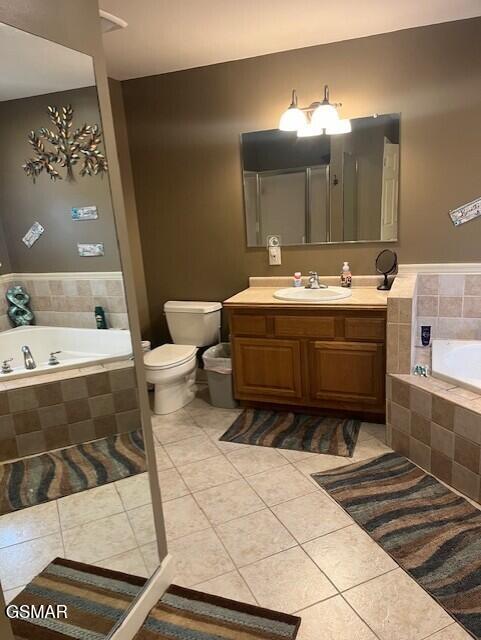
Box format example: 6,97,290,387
0,10,168,640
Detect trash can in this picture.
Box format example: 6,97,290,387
202,342,238,409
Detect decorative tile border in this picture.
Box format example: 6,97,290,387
0,361,139,463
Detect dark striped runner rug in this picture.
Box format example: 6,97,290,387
134,584,301,639
11,557,146,639
0,429,146,515
312,452,481,639
220,408,361,457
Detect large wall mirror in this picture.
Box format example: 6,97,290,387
241,113,400,246
0,24,160,634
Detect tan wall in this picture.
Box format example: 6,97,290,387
0,87,121,273
108,78,151,336
121,18,481,342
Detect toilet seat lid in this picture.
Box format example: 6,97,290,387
144,344,197,370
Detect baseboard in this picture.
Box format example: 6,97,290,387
398,263,481,274
109,554,174,640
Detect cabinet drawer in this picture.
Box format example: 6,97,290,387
230,314,267,336
274,316,335,338
344,317,385,341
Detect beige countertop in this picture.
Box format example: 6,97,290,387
224,286,388,308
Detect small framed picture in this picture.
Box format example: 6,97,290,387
449,197,481,227
22,221,45,248
77,243,105,257
71,206,98,221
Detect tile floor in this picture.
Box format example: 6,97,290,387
0,389,474,639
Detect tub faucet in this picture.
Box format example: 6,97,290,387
22,345,36,370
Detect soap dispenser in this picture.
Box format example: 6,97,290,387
341,262,352,288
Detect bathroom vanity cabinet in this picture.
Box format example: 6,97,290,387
225,305,386,420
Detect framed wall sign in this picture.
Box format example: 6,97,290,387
449,196,481,227
71,205,98,221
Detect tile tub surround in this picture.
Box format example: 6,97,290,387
387,373,481,502
414,273,481,369
386,275,417,375
0,272,128,330
0,363,140,462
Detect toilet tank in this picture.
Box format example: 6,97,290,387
164,301,222,346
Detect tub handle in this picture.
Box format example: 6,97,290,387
48,351,62,366
1,358,13,374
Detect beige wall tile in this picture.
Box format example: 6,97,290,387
452,462,480,501
454,435,480,474
411,412,431,445
431,422,454,458
463,297,481,318
391,379,410,408
417,275,439,295
391,428,409,457
454,406,481,444
398,324,412,373
417,296,439,317
390,402,411,433
409,437,431,471
432,396,455,430
409,387,432,419
439,275,465,296
438,297,462,317
387,299,399,323
431,450,452,485
386,323,399,373
399,299,413,323
465,275,481,296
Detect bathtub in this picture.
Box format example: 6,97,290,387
0,325,132,381
432,340,481,393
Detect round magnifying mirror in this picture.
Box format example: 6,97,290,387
375,249,397,290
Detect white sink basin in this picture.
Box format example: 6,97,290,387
274,286,352,302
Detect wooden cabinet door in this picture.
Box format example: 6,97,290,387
309,340,384,407
232,337,303,400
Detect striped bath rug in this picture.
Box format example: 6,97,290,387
312,452,481,639
220,408,361,457
10,557,146,639
133,584,301,639
0,429,146,515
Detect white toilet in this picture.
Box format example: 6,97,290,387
144,301,222,415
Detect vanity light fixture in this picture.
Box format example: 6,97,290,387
278,85,350,137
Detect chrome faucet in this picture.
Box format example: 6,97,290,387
22,345,36,370
305,271,328,290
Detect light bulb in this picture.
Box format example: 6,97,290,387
311,103,339,130
279,89,307,131
326,119,352,135
297,122,323,138
279,106,307,131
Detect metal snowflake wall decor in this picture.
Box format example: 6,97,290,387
22,104,108,182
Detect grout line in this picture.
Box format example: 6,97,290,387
55,500,65,554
